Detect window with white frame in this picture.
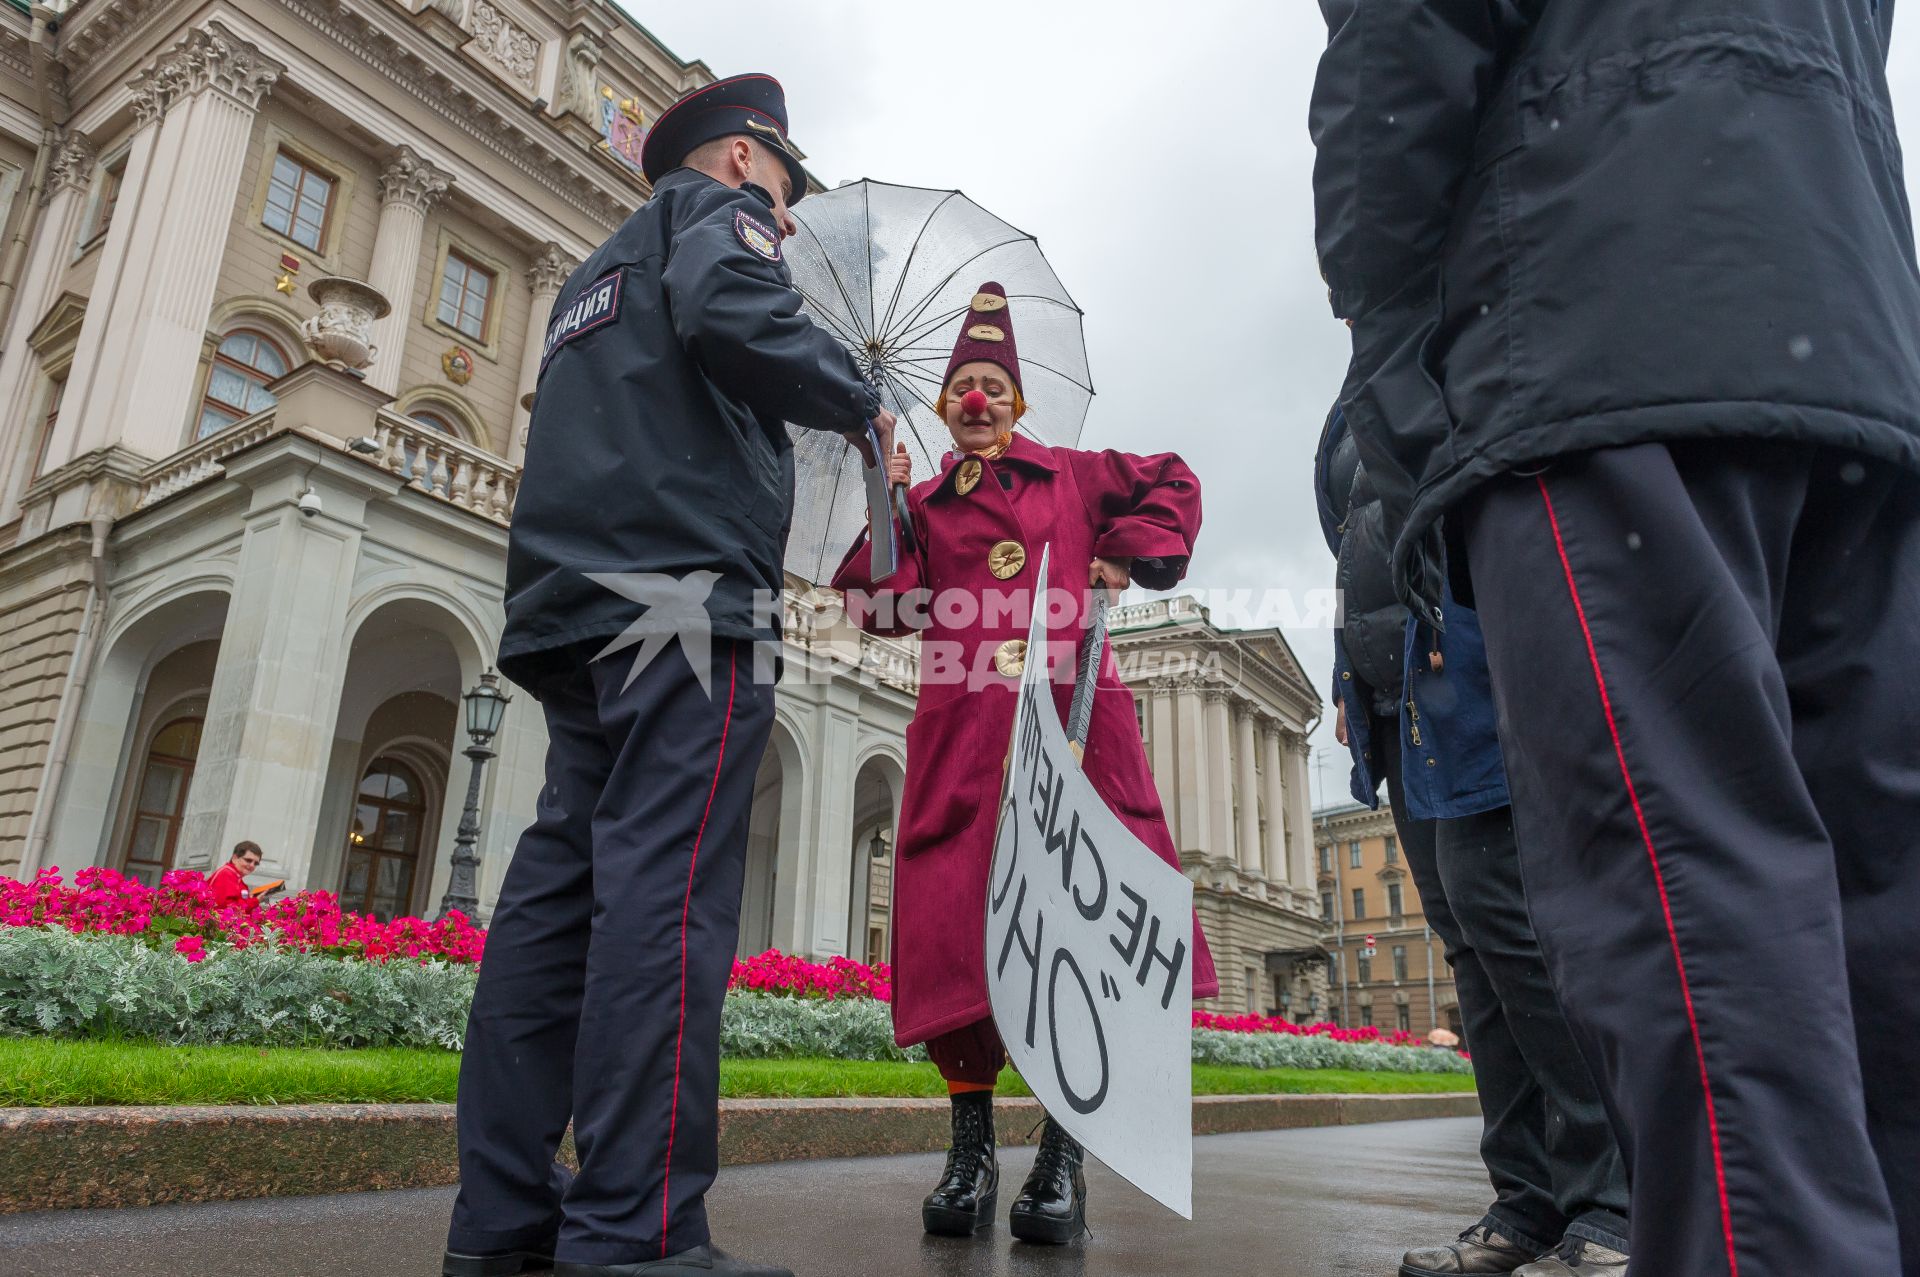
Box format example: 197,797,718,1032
262,148,336,252
437,249,496,341
197,329,290,439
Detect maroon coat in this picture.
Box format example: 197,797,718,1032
832,433,1219,1047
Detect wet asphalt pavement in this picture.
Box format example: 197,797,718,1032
1,1117,1490,1277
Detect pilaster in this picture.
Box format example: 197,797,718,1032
62,22,284,466
365,147,452,395
1233,700,1262,875
0,134,97,523
1203,687,1233,863
514,243,576,465
1259,720,1290,885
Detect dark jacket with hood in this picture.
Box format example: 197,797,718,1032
1311,0,1920,622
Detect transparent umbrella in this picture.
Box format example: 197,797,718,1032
782,180,1093,584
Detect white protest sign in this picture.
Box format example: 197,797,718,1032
985,546,1195,1219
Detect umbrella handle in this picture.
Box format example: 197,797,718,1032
892,483,918,555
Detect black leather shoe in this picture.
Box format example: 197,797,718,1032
442,1245,554,1276
1008,1117,1085,1245
552,1245,791,1275
922,1090,998,1235
1400,1223,1535,1275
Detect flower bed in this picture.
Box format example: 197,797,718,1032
2,867,484,965
1,875,1468,1075
1194,1010,1426,1049
1192,1027,1472,1075
728,949,892,1001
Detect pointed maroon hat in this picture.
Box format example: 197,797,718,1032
944,282,1021,392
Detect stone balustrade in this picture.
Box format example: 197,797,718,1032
782,588,920,693
134,413,281,509
370,410,517,524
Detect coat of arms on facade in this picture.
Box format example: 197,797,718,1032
442,345,476,385
599,87,647,173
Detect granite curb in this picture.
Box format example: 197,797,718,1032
0,1092,1479,1214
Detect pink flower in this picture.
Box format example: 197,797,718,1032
173,935,207,963
4,867,487,967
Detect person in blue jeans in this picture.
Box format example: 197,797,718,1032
1317,406,1630,1277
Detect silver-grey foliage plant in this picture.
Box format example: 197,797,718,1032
0,931,1470,1074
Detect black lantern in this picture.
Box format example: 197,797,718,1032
463,668,511,744
437,669,514,920
869,830,888,861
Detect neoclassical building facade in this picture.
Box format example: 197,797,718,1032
1108,597,1329,1017
0,0,1326,1008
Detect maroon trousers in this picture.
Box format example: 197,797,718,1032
925,1017,1006,1087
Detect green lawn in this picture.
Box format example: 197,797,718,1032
0,1038,1473,1108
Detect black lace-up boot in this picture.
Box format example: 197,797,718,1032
922,1090,998,1235
1008,1117,1086,1244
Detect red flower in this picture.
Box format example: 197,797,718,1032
3,867,488,967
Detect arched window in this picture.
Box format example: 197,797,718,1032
409,409,459,437
197,329,289,440
343,757,427,921
121,717,202,887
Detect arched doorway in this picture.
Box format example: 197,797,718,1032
344,757,428,919
118,716,202,887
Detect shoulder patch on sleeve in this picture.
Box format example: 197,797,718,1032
733,208,783,262
541,269,623,371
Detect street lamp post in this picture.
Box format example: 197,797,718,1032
437,669,512,921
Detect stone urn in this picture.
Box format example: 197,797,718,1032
301,276,392,375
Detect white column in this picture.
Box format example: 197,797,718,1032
514,244,576,465
1173,680,1209,854
175,449,384,882
0,134,96,520
804,704,860,956
1203,688,1233,863
1233,701,1262,875
1287,734,1316,890
64,22,283,464
365,147,450,395
1147,680,1177,827
1260,721,1290,884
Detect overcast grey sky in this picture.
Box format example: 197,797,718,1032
630,1,1920,809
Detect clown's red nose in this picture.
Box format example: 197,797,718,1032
961,390,989,416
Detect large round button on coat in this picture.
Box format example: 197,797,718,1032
955,458,983,496
988,540,1026,579
994,638,1028,677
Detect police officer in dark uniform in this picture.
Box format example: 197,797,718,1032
445,74,893,1277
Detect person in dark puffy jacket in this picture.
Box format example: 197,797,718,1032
1318,407,1631,1277
1312,4,1920,1272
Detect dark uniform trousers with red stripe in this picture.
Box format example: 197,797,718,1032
448,638,774,1266
1463,440,1920,1276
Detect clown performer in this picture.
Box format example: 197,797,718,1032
831,282,1219,1245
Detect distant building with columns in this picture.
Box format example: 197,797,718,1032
1110,597,1329,1018
0,0,1325,1014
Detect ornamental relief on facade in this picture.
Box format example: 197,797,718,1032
467,0,540,91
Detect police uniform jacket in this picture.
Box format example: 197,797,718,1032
831,434,1220,1047
1311,0,1920,622
501,169,878,683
